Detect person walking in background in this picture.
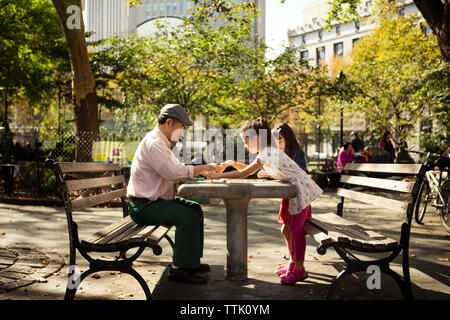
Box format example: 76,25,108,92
380,131,395,163
336,142,356,174
351,132,364,153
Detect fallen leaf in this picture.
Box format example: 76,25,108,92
92,273,101,279
118,293,134,299
409,254,416,257
249,256,254,258
36,278,48,283
0,233,5,236
437,258,448,262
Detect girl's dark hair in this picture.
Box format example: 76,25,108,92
383,131,391,141
273,122,302,159
240,117,272,147
344,141,352,150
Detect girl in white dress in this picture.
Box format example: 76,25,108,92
206,118,323,284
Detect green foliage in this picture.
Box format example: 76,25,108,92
420,133,450,155
343,0,448,146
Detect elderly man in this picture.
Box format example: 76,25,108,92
127,104,219,284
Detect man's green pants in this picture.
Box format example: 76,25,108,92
129,197,204,269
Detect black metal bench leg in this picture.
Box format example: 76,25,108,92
64,268,97,300
327,269,352,300
123,268,152,300
164,234,175,251
385,268,412,300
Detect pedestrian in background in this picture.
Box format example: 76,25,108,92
351,131,364,153
380,131,395,163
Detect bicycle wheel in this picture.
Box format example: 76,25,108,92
439,180,450,233
415,180,430,224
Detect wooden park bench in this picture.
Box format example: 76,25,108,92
46,160,174,300
304,163,425,300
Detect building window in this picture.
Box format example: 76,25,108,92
302,35,306,45
334,42,343,58
146,3,151,12
336,25,340,36
352,38,360,47
167,2,171,12
318,30,323,41
160,3,164,12
355,20,360,31
174,2,177,12
316,46,325,66
154,3,157,13
180,2,184,12
300,50,309,61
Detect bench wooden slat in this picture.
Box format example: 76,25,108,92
84,216,133,244
315,213,397,247
303,220,333,246
70,188,127,211
340,175,415,193
57,162,121,173
336,188,408,213
310,217,365,248
94,221,143,244
65,175,125,192
142,225,171,243
311,213,397,249
344,163,422,175
100,224,149,244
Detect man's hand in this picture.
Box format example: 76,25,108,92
205,163,222,173
193,163,220,178
204,172,223,179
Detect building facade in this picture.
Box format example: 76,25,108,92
83,0,265,42
288,0,428,67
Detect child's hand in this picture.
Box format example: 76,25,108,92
257,170,273,179
220,160,235,171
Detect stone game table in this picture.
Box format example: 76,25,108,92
177,179,298,281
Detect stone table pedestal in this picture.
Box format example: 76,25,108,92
178,179,298,281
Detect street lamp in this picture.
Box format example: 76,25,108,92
336,71,347,147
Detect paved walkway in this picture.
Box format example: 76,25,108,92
0,191,448,300
0,246,64,293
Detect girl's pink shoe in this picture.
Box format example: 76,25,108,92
280,268,308,284
276,261,295,275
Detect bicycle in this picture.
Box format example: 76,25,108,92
410,150,450,232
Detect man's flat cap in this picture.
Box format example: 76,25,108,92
160,104,193,126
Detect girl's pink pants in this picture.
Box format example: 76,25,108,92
287,205,311,262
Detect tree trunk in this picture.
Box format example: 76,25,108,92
52,0,98,162
414,0,450,63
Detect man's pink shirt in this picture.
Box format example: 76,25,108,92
126,127,194,201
